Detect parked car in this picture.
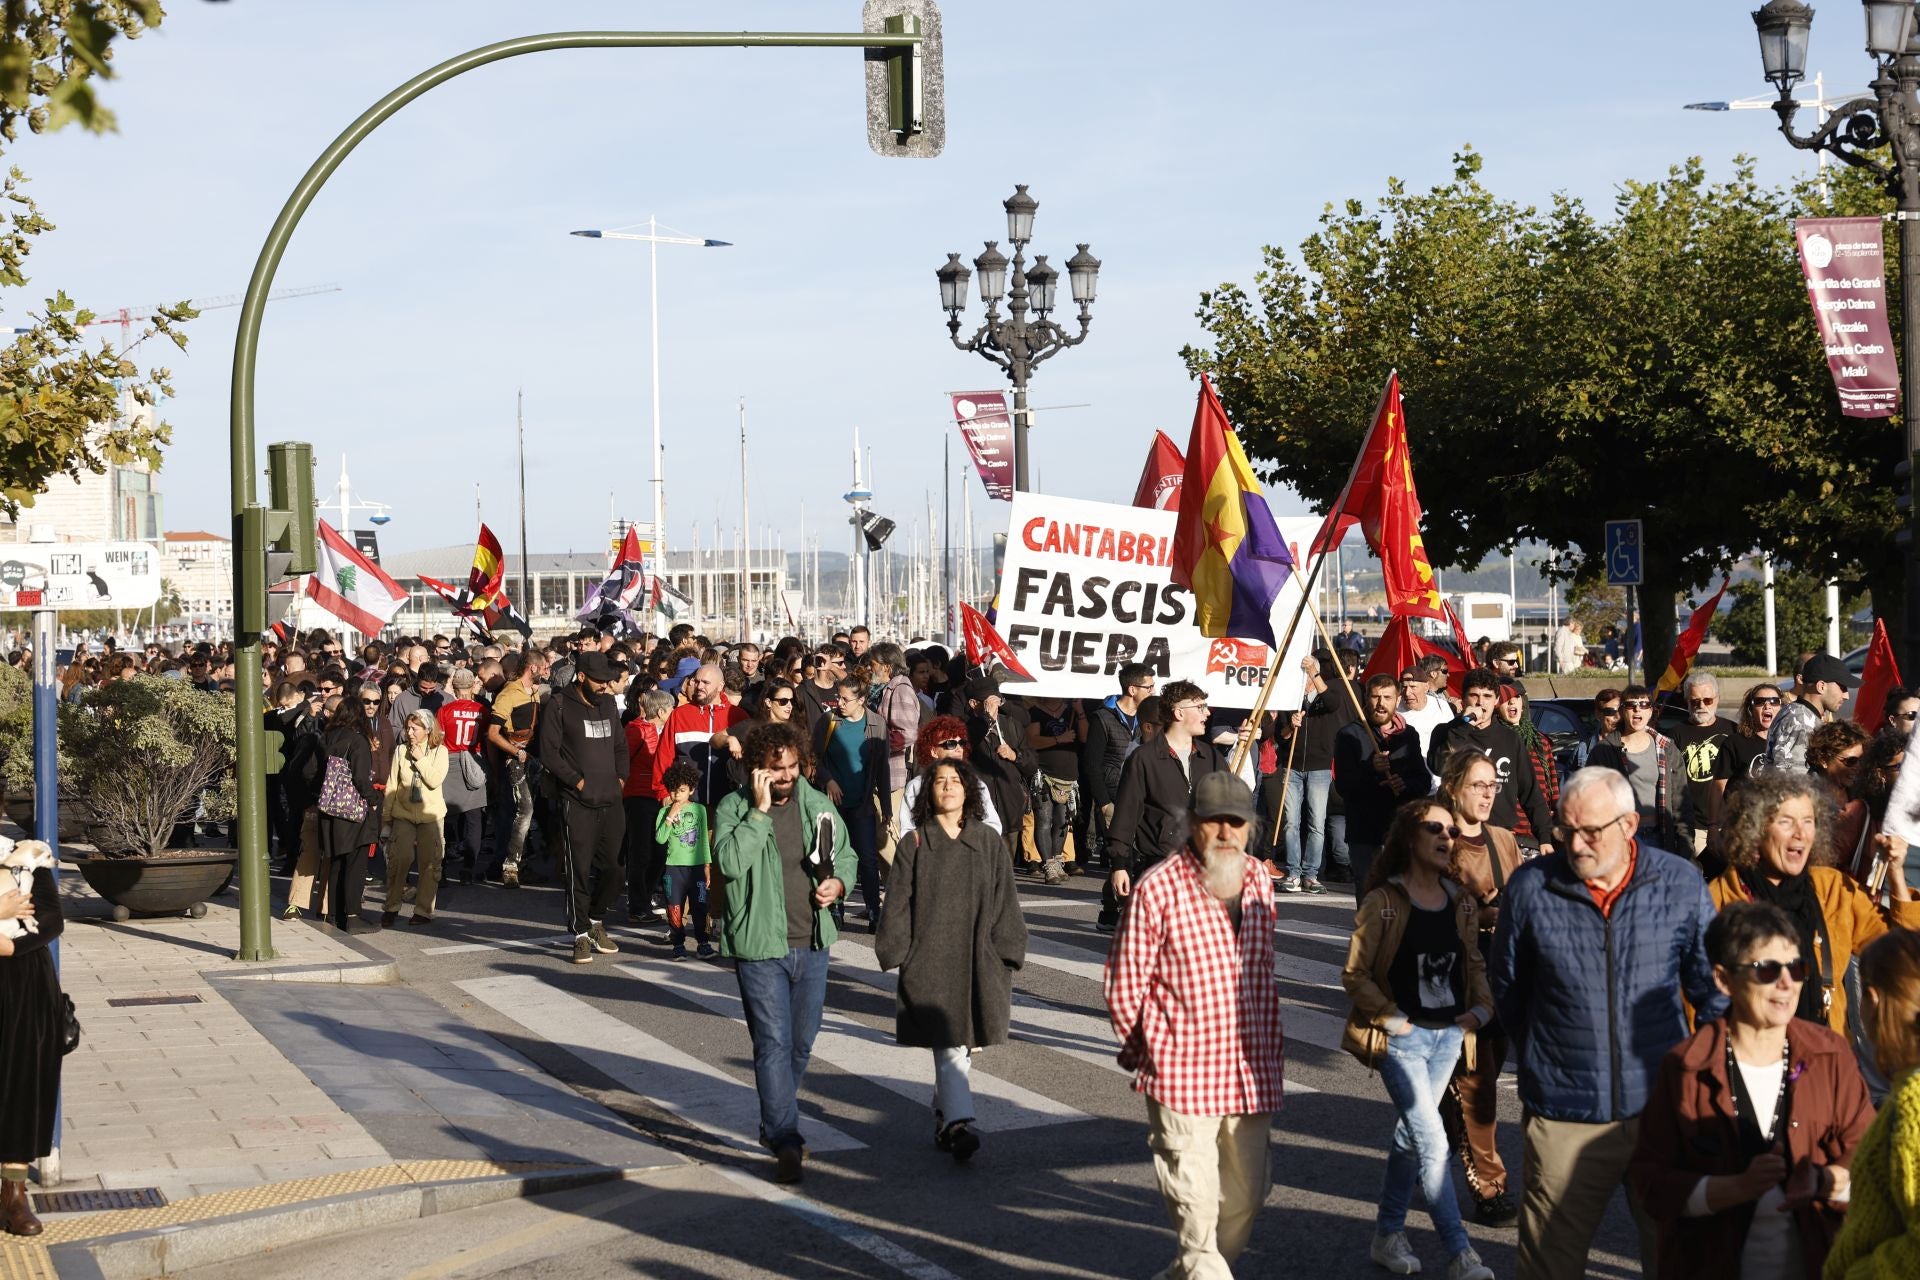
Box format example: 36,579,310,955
1529,696,1689,783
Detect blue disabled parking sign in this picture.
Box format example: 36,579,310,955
1605,519,1643,587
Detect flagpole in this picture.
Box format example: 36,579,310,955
1307,597,1384,750
1229,546,1334,775
516,389,531,620
1268,669,1308,852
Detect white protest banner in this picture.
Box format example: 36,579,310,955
992,492,1322,709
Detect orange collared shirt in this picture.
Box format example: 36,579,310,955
1585,840,1640,918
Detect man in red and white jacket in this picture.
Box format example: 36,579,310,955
1105,771,1284,1279
665,663,752,809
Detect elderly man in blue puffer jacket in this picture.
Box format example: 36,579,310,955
1491,765,1725,1280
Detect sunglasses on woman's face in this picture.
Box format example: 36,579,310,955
1622,699,1652,710
769,696,794,706
1752,696,1782,707
937,738,966,750
360,698,382,707
1734,958,1808,984
1418,821,1460,838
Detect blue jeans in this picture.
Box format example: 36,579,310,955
662,863,709,949
1283,769,1332,878
1376,1023,1469,1255
735,947,830,1152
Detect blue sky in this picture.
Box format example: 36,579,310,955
2,1,1841,562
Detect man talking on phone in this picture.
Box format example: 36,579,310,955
712,720,857,1185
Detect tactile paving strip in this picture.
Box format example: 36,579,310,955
3,1159,585,1250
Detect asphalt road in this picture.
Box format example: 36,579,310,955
176,861,1650,1280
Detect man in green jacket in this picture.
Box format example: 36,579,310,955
712,720,856,1185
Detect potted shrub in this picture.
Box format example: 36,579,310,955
46,675,237,920
0,661,31,826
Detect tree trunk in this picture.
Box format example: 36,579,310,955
1638,555,1680,693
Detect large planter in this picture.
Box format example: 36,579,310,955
75,850,236,921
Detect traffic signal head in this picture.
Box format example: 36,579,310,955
864,1,944,158
266,441,317,576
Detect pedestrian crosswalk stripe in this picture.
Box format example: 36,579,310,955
617,956,1090,1135
454,974,865,1155
423,933,577,957
1012,923,1356,1058
710,1165,964,1280
828,942,1320,1096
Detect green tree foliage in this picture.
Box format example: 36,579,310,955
49,674,234,855
1719,575,1870,670
1184,150,1900,686
0,1,190,516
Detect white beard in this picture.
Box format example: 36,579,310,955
1201,844,1245,900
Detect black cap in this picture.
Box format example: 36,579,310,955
575,651,616,682
1800,653,1859,690
965,674,1002,701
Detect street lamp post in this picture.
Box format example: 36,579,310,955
570,219,731,589
1751,0,1920,671
936,186,1100,491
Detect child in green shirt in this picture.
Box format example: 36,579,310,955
655,762,713,959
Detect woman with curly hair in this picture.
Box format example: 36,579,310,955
876,756,1027,1163
1808,719,1873,870
1708,769,1920,1035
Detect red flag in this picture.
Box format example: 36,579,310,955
1656,582,1729,694
1132,431,1186,512
1854,619,1903,733
1310,373,1444,620
1364,614,1469,699
959,602,1034,681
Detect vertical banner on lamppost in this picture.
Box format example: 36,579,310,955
1794,215,1901,418
949,391,1015,500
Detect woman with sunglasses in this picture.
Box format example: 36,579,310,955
1587,684,1687,853
1722,685,1786,809
1341,798,1495,1280
755,677,799,727
314,688,381,931
1708,771,1918,1037
897,716,1003,842
1629,900,1873,1280
1809,720,1875,873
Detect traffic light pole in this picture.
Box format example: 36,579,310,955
228,28,923,961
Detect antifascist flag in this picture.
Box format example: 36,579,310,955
1169,375,1295,645
577,526,648,634
467,524,505,608
959,601,1034,681
1132,431,1186,512
308,521,406,638
1855,619,1903,733
1311,372,1445,620
1656,582,1729,694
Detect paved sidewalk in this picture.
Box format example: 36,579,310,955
17,853,675,1276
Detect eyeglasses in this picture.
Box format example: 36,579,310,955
937,738,966,750
1622,700,1652,710
1175,701,1208,714
1893,710,1919,723
1418,821,1461,838
768,696,794,706
1463,781,1499,794
1751,696,1782,707
1733,958,1808,984
1553,814,1630,847
359,698,383,707
1597,706,1621,717
1686,698,1715,708
1836,751,1866,767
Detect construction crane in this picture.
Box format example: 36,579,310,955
7,282,342,344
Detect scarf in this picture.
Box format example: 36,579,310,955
1739,866,1827,1023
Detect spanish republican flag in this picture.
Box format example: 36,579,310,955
1655,581,1728,694
1311,372,1445,620
1170,375,1295,645
1854,619,1902,733
467,523,505,608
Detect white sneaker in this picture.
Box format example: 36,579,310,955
1370,1232,1421,1275
1280,875,1303,894
1446,1247,1492,1280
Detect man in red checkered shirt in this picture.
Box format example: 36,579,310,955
1105,771,1285,1279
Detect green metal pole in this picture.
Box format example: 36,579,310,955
229,29,920,961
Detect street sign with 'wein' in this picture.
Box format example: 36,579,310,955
0,542,161,611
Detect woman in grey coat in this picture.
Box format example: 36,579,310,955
876,756,1028,1163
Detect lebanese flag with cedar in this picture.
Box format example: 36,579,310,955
307,520,406,638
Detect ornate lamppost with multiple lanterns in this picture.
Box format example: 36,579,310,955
936,185,1100,492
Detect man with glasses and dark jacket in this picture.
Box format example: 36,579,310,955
1101,680,1221,933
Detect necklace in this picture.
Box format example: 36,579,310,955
1726,1033,1793,1145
